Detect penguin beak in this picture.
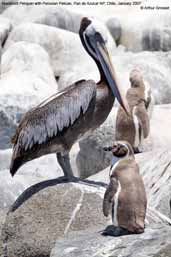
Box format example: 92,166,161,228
103,144,118,153
103,146,113,152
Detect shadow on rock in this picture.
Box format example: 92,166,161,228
10,176,107,213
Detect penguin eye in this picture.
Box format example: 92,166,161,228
118,144,122,150
118,146,127,157
113,143,118,149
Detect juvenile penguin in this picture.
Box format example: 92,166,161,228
115,68,153,153
102,141,147,236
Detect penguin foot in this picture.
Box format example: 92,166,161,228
102,225,131,237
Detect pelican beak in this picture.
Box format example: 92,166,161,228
90,36,129,115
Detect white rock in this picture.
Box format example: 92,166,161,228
57,66,99,91
106,17,122,43
4,22,115,81
136,149,171,218
150,105,171,150
119,11,171,52
50,225,171,257
1,41,57,104
0,16,12,44
0,41,57,148
2,5,83,32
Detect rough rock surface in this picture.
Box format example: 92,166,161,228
153,245,171,257
2,146,171,257
0,41,57,149
142,27,171,52
1,182,107,257
50,225,171,257
137,149,171,219
76,108,116,178
77,105,171,178
0,109,16,149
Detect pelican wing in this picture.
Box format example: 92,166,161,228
12,80,96,153
103,177,118,217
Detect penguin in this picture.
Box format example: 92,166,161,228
102,141,147,236
115,68,154,153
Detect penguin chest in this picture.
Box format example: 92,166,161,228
115,109,135,146
112,181,121,226
132,107,143,147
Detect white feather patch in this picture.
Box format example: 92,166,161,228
86,18,108,43
112,181,121,226
132,106,140,148
144,81,154,118
110,157,121,176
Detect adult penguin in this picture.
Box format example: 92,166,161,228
102,141,147,236
115,68,153,153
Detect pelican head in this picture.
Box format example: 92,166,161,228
79,17,128,114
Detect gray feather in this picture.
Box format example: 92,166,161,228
15,80,96,152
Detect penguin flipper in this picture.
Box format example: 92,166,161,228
103,177,118,217
134,104,150,138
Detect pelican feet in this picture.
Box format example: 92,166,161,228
56,152,107,186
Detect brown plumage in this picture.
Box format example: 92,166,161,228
103,141,147,235
10,17,127,177
10,79,115,176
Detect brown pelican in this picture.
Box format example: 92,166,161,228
10,17,128,179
